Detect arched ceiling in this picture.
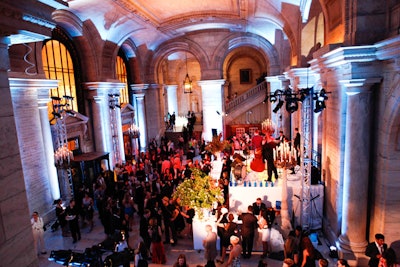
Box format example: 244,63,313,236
59,0,312,50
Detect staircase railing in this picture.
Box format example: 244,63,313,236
225,81,267,113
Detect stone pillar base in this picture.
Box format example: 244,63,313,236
337,235,368,266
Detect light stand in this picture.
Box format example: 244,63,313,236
266,85,331,230
109,94,122,165
52,95,74,200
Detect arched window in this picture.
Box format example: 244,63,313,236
42,40,78,112
116,55,129,104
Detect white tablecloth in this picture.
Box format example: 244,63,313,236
229,174,324,230
192,216,221,250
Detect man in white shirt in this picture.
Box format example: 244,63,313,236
31,211,46,255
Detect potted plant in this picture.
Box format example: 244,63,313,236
173,168,224,220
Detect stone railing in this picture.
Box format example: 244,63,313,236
225,81,267,113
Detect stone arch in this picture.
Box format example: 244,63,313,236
148,39,209,84
119,38,144,84
223,47,269,79
214,33,282,77
52,9,84,38
53,9,122,82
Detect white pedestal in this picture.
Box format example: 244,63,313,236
192,216,221,250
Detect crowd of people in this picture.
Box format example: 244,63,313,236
43,129,397,267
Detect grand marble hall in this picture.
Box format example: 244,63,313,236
0,0,399,266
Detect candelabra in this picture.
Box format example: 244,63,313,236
273,142,297,169
129,123,140,138
261,118,275,135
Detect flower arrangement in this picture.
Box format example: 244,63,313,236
205,133,231,154
173,168,224,219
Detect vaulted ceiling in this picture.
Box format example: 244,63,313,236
57,0,312,49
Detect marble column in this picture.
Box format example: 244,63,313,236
165,84,178,115
135,93,147,151
9,77,60,217
8,78,61,201
37,82,61,201
337,78,380,255
131,83,149,151
197,79,224,142
85,82,125,169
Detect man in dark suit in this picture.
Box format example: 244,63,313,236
239,205,258,259
139,209,151,255
365,233,387,267
252,197,266,216
262,135,279,182
276,130,285,145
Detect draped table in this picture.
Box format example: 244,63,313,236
228,172,324,230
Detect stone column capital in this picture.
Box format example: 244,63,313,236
265,75,287,83
164,84,178,90
84,81,124,92
134,93,145,100
339,78,382,95
284,68,317,89
197,79,225,88
320,46,377,69
130,83,149,92
9,78,58,107
84,82,124,102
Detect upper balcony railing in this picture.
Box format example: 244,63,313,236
225,81,267,113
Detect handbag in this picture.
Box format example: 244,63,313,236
43,225,47,231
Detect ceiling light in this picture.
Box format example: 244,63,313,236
183,53,192,94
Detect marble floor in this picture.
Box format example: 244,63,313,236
38,212,336,267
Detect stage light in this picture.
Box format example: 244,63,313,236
299,88,311,102
286,98,299,113
273,99,284,113
269,89,282,103
318,88,328,101
314,100,326,113
284,87,292,97
51,96,62,101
